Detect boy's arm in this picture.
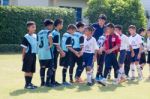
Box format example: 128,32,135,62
48,32,53,47
22,48,26,61
53,35,64,53
20,37,28,61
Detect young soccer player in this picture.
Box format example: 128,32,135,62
50,18,65,86
71,22,85,83
60,24,77,86
82,26,99,86
128,25,143,80
115,25,129,82
138,28,147,70
37,19,54,87
99,23,121,86
21,21,37,89
147,29,150,78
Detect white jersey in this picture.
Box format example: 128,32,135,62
97,35,106,48
147,37,150,51
129,34,142,49
120,34,129,50
83,37,99,53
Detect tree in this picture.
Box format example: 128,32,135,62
85,0,147,33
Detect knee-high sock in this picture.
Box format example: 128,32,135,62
46,68,53,84
131,64,135,77
62,68,67,82
69,67,74,81
137,65,143,78
40,68,46,84
87,71,92,83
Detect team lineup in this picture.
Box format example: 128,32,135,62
20,14,150,89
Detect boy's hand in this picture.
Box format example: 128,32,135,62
98,48,102,55
131,51,135,57
106,49,112,54
60,51,66,57
75,51,80,58
93,55,97,62
79,51,83,57
137,53,141,59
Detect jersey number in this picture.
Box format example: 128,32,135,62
39,37,44,48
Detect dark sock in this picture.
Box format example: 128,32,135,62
69,68,73,81
96,72,100,78
62,68,67,82
29,76,32,84
51,70,56,83
25,76,30,86
40,68,46,84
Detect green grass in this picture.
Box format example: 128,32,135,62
0,54,150,99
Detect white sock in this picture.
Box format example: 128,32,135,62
131,64,135,77
91,69,94,79
87,72,92,83
137,65,143,78
118,69,122,81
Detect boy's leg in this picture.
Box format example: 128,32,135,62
124,51,131,77
86,67,92,84
69,54,76,83
40,66,46,86
25,72,33,86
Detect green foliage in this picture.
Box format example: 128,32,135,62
85,0,147,33
0,44,21,53
0,6,76,44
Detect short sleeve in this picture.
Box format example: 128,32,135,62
94,38,99,50
66,37,72,46
53,35,59,45
20,37,28,48
79,36,84,46
116,35,121,47
138,35,142,44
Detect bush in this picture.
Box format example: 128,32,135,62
85,0,147,33
0,44,21,53
0,6,76,44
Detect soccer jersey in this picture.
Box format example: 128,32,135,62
140,35,147,52
120,34,129,50
21,33,37,54
147,37,150,51
129,34,142,49
83,37,99,53
72,31,84,49
50,29,60,46
37,29,53,60
61,32,72,52
97,35,106,48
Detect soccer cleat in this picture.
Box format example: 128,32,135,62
131,77,136,80
95,77,100,82
41,82,45,87
119,77,127,84
53,81,62,86
62,82,72,86
75,78,85,84
87,82,93,86
45,83,56,88
138,77,143,81
70,80,75,84
24,84,38,89
98,78,107,86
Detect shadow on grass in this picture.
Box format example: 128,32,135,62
145,78,150,83
10,87,51,96
98,83,125,92
126,79,139,85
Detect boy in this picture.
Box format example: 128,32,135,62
138,28,147,70
37,19,54,87
21,21,37,89
128,25,143,80
70,22,85,83
50,18,65,86
60,24,77,86
82,26,99,86
147,29,150,78
99,23,121,86
115,25,129,82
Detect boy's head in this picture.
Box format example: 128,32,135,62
76,21,85,33
26,21,36,33
105,23,115,34
84,26,95,37
147,28,150,37
138,27,146,36
54,18,63,30
128,25,136,35
44,19,54,30
115,25,123,35
67,24,77,34
98,14,107,27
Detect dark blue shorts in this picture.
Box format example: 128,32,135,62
105,53,119,68
82,53,94,68
131,48,140,62
119,50,127,64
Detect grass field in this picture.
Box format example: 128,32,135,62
0,54,150,99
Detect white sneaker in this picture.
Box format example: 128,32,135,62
98,78,108,86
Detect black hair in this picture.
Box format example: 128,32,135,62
106,23,115,29
138,28,145,34
67,24,77,30
115,25,123,31
26,21,35,27
54,18,63,27
128,25,136,30
85,25,95,32
76,21,85,29
99,14,107,20
44,19,54,26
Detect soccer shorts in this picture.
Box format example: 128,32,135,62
131,48,140,62
59,51,69,68
119,50,127,64
22,53,36,73
97,52,105,66
39,59,54,68
82,53,94,68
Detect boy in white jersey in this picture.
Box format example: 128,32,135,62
146,29,150,78
82,26,99,86
128,25,143,80
115,25,129,82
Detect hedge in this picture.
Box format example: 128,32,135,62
0,44,21,53
0,6,76,44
